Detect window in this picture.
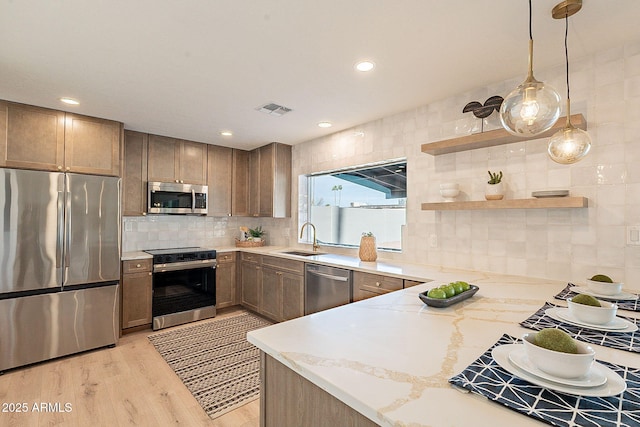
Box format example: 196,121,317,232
301,160,406,251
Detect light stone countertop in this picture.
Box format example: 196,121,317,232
121,251,152,261
247,276,640,427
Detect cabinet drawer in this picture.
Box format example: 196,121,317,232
217,252,236,264
262,256,304,275
404,280,425,288
122,259,152,273
354,272,402,293
241,252,261,264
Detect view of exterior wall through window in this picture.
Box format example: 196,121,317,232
302,160,407,251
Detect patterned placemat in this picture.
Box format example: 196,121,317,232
449,334,640,427
520,302,640,353
148,312,273,419
555,284,640,312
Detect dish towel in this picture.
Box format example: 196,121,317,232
521,302,640,353
555,284,640,312
449,334,640,427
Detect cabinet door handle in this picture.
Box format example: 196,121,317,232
148,272,152,276
136,263,141,268
57,165,63,171
376,282,380,287
65,167,71,171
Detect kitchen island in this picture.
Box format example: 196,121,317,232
247,271,640,426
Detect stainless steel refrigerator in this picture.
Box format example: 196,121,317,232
0,168,120,372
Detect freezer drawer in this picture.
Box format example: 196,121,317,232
0,284,119,372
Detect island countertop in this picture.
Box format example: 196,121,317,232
247,274,640,426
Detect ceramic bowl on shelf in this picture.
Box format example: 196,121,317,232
586,279,623,296
439,183,459,190
567,298,618,325
439,183,459,202
522,332,595,379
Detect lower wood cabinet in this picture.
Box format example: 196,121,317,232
240,254,304,322
240,253,262,313
215,251,236,309
261,353,378,427
353,271,403,301
404,279,424,288
121,259,153,331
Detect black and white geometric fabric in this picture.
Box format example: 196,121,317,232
520,303,640,353
555,284,640,312
449,334,640,427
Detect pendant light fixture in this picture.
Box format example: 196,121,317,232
547,0,591,164
500,0,561,136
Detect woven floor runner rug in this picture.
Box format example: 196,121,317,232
148,312,273,419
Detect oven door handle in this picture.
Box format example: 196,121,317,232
153,259,217,273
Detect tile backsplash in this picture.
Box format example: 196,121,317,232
122,215,290,252
291,39,640,287
123,39,640,287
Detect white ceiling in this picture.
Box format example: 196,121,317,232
2,1,639,150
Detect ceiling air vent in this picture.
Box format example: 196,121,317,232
256,102,293,117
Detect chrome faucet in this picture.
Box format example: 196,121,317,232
299,222,319,251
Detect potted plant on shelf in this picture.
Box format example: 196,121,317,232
359,232,377,262
485,170,504,200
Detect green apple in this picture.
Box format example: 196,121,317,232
452,282,464,295
427,288,447,299
456,281,471,292
441,284,456,298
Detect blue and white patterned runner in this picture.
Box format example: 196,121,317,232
520,302,640,353
555,284,640,312
449,334,640,427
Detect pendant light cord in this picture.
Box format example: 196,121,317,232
528,0,533,40
564,13,570,101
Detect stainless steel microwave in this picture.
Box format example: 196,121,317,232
147,182,208,215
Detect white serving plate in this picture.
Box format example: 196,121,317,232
545,307,638,333
570,286,639,301
508,346,607,388
492,344,627,397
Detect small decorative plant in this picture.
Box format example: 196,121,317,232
485,171,505,200
362,231,374,237
487,171,503,185
248,226,265,240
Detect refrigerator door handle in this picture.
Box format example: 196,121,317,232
64,176,71,269
56,189,64,269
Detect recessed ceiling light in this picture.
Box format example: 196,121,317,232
220,131,233,136
355,61,375,72
318,122,332,128
60,97,79,105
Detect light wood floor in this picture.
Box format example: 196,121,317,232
0,307,260,427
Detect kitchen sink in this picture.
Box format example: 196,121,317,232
280,250,325,257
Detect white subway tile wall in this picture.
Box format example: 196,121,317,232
122,39,640,287
290,39,640,288
122,215,290,252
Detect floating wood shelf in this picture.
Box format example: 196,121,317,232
421,114,586,155
421,197,588,211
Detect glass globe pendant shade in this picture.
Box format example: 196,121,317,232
547,122,591,164
499,77,561,136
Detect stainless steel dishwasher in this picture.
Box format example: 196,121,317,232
305,264,352,315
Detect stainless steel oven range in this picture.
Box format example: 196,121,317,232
145,247,217,330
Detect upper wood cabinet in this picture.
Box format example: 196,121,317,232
0,101,121,176
232,149,250,216
248,142,291,218
147,135,207,185
207,145,233,216
64,113,122,176
123,130,148,216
